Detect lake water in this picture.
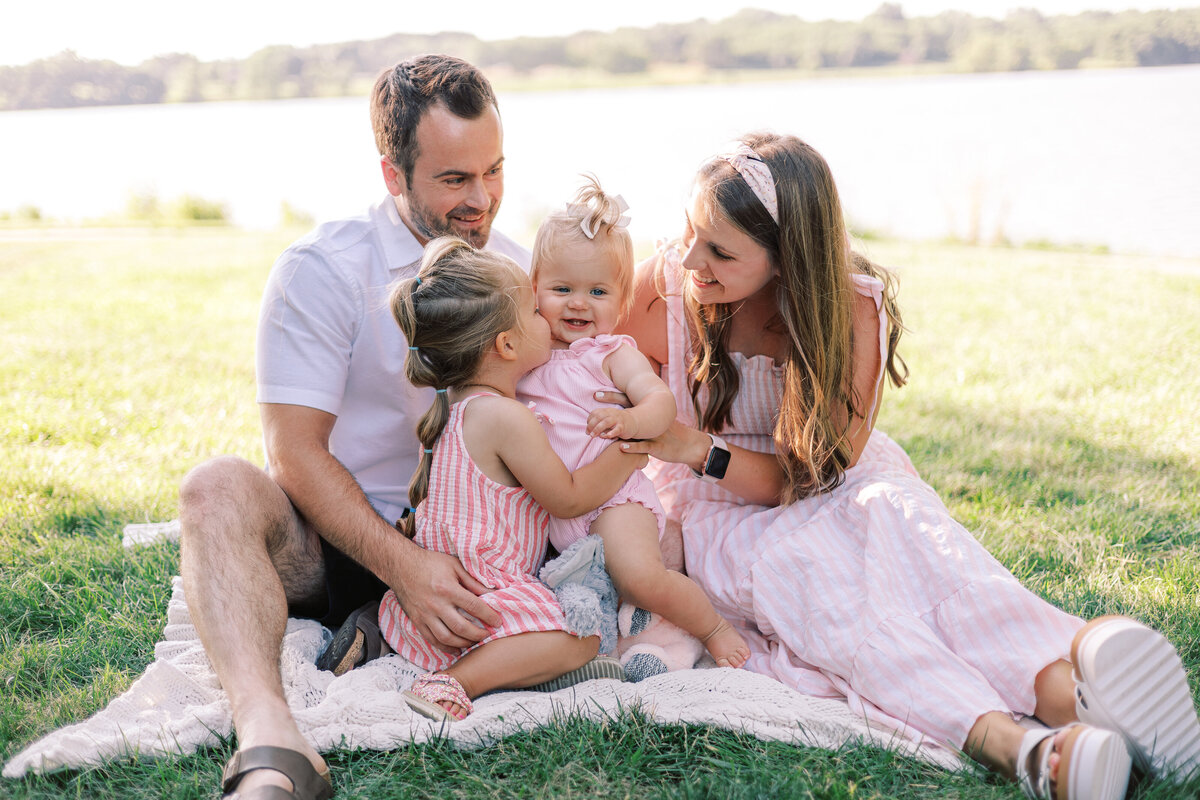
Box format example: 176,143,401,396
2,65,1198,256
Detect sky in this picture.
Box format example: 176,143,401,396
2,0,1191,67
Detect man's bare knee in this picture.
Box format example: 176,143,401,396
179,455,324,607
181,456,289,543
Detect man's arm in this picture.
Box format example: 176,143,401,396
262,402,501,649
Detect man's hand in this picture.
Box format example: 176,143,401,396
389,547,502,653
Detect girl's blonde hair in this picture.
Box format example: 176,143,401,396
390,236,529,537
531,174,636,321
686,132,908,503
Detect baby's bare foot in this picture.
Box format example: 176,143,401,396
701,619,750,668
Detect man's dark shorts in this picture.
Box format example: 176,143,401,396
292,538,388,629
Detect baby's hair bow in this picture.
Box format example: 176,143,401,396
570,195,631,240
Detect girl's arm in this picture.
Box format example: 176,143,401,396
587,344,676,440
464,396,646,518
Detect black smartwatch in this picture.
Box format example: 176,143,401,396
691,433,731,483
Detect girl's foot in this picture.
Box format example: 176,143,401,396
1017,724,1131,800
700,619,751,668
1072,616,1200,782
402,673,473,721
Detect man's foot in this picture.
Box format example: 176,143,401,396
700,619,751,668
316,600,386,676
221,746,332,799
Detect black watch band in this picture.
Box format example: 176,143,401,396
691,433,730,483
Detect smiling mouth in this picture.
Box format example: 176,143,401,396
691,274,719,287
450,205,491,227
563,318,591,329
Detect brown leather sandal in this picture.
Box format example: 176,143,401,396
221,746,333,800
316,600,383,676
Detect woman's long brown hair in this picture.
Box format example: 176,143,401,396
686,132,907,503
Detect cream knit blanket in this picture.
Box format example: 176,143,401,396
4,576,963,778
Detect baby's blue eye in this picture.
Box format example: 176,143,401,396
590,288,606,296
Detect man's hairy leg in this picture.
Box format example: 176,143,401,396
179,455,328,794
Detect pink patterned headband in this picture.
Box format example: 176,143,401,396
721,143,778,225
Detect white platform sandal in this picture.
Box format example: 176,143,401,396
1017,723,1131,800
1072,616,1200,782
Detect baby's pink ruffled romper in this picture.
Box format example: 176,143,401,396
517,334,666,553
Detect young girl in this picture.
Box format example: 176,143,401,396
376,236,645,721
615,133,1200,799
516,177,750,670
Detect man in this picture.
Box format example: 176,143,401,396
180,55,527,799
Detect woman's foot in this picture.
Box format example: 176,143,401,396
1072,616,1200,782
402,673,473,721
700,619,751,668
1017,724,1131,800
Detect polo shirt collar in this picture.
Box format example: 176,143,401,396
377,196,425,274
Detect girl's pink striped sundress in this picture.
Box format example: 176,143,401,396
378,393,572,672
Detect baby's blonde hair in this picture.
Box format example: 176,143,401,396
389,236,529,537
531,174,635,321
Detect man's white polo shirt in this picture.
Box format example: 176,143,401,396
256,197,530,525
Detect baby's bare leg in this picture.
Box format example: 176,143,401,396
594,503,749,668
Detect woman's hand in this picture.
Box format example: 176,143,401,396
618,418,710,470
593,389,630,408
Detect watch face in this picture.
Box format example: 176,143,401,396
706,444,732,480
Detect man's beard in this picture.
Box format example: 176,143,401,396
409,197,496,249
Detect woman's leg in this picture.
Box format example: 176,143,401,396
594,503,749,667
967,710,1131,798
964,710,1031,781
1034,659,1078,727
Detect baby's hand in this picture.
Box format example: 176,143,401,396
587,407,638,440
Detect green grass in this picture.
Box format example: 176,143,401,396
2,229,1199,798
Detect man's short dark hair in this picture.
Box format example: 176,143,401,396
370,54,498,189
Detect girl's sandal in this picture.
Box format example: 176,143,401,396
1072,615,1200,782
402,673,473,721
1016,723,1131,800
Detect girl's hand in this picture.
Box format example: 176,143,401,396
618,419,710,470
587,407,637,439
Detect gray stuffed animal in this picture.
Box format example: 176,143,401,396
538,535,618,655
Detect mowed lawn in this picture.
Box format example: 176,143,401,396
2,228,1199,799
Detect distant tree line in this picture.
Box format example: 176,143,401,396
3,5,1199,111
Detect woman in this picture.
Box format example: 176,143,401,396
614,132,1200,799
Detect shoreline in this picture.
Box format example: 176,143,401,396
3,62,1196,114
3,225,1197,275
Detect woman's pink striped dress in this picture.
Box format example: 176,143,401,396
378,393,572,672
647,249,1083,750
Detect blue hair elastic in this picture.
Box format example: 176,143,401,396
423,448,433,454
414,277,422,285
408,346,418,351
399,506,417,518
435,388,447,394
